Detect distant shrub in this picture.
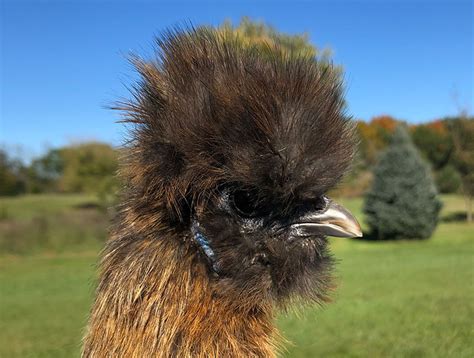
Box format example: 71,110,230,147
447,117,474,222
59,142,119,194
25,142,119,195
97,176,121,212
411,120,453,170
435,165,462,193
0,149,26,196
363,127,442,240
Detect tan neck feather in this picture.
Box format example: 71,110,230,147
82,232,279,357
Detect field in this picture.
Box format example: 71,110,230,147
0,194,473,357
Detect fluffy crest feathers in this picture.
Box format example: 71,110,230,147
117,27,355,220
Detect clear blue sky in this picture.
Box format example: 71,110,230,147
1,0,472,160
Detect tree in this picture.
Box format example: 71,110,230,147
357,115,400,168
448,117,474,222
411,120,454,170
434,165,462,194
363,126,442,240
217,17,333,60
0,149,26,196
213,17,341,84
26,149,64,193
58,142,119,194
410,120,461,194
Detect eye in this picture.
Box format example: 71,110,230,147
230,187,265,218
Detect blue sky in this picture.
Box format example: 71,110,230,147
1,0,472,160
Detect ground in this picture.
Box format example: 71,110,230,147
0,194,473,357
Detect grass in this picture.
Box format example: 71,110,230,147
0,194,98,221
0,255,95,358
0,194,107,254
0,194,473,357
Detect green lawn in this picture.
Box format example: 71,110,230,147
0,194,98,221
0,194,473,357
0,194,106,255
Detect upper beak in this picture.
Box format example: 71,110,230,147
289,199,363,238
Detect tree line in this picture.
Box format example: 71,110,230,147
1,116,472,196
354,116,473,196
0,142,120,207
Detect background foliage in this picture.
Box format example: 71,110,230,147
217,17,334,62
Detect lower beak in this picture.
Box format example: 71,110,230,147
289,199,362,238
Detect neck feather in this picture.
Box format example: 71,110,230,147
83,228,279,357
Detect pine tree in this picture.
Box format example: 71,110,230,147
363,126,442,240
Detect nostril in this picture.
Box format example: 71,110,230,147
311,196,328,212
278,196,328,229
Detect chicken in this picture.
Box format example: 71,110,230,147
82,27,361,357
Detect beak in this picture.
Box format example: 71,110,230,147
289,199,363,238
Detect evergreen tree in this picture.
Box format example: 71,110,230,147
363,126,442,240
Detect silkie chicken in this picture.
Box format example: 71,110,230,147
82,27,362,358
